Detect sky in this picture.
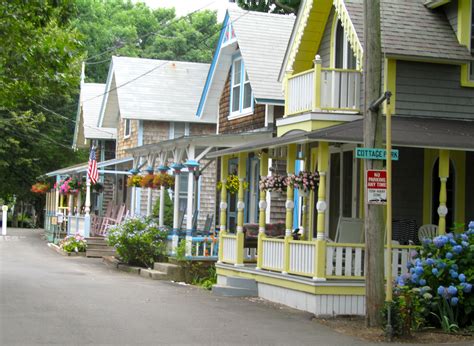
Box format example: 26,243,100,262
134,0,231,21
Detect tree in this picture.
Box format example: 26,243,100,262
72,0,220,82
0,0,87,222
363,0,385,327
236,0,301,14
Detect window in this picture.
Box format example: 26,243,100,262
222,20,236,47
124,118,131,139
334,20,357,70
170,122,189,139
230,57,253,117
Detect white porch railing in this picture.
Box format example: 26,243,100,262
285,64,361,116
289,241,315,276
261,238,285,271
221,234,238,264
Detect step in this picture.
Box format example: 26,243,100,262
140,269,171,280
86,248,116,258
225,277,258,290
153,262,182,276
212,284,258,297
86,243,112,250
86,238,108,246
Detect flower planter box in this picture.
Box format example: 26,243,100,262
48,243,86,257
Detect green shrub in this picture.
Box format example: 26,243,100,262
393,221,474,331
107,216,168,268
152,191,173,228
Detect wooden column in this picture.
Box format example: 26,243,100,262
256,151,269,270
218,156,229,263
159,185,165,227
283,144,297,275
313,141,329,281
235,152,248,266
171,170,181,253
438,150,450,234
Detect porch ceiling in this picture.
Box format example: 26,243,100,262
44,157,133,177
207,117,474,157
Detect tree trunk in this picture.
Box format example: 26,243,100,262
364,0,385,327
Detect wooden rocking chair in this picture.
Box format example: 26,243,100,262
97,204,127,236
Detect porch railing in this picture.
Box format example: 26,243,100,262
225,237,417,281
67,215,86,236
285,59,361,116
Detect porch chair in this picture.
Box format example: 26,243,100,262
202,214,214,235
418,224,439,243
192,209,199,231
97,204,126,236
334,217,364,243
91,204,113,236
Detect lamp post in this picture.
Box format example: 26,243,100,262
2,205,8,236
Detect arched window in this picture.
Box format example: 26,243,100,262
334,20,356,69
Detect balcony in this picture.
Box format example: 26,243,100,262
284,58,362,116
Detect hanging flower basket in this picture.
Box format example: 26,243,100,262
67,177,83,195
140,174,156,189
127,175,142,188
217,174,248,195
31,182,50,194
286,171,320,193
92,182,104,193
259,174,287,194
153,173,175,190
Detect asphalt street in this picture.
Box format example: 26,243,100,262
0,229,372,345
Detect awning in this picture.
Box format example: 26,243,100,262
207,117,474,158
45,157,133,177
126,131,273,158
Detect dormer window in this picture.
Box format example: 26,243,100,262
222,20,236,47
334,19,357,69
124,118,131,139
230,56,253,118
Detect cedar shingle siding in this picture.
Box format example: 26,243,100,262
218,72,265,134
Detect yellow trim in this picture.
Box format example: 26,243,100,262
216,267,365,295
329,12,338,69
313,239,326,279
288,69,314,80
322,67,361,73
384,59,397,114
450,151,466,225
277,120,342,137
309,147,319,240
317,142,329,236
458,0,474,87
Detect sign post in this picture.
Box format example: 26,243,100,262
2,205,8,236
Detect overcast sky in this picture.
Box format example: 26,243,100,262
133,0,231,21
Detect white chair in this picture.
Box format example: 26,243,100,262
334,217,365,243
418,224,439,243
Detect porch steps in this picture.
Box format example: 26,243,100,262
85,237,116,258
140,263,185,281
212,276,258,297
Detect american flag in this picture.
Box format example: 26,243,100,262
88,147,99,184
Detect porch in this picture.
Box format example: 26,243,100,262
208,116,474,314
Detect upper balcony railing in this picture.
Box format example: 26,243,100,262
285,56,362,116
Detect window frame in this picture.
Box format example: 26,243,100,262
124,118,131,139
333,19,357,70
229,56,253,119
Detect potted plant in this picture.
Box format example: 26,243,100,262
127,175,142,188
140,173,156,189
259,174,287,197
286,171,320,197
217,174,248,195
58,234,87,255
67,177,83,195
31,182,50,194
153,173,175,190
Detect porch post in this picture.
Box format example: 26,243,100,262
217,156,229,263
284,144,297,274
257,150,269,270
313,141,329,281
146,156,155,217
68,193,74,217
312,55,322,111
185,145,197,257
300,144,310,240
159,185,165,227
235,152,247,266
172,168,181,254
438,149,450,235
76,189,81,216
84,175,91,237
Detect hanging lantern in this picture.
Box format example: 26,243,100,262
157,165,169,174
184,159,199,172
171,163,184,174
145,165,154,174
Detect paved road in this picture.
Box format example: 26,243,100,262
0,229,367,345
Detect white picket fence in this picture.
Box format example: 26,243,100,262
289,241,315,276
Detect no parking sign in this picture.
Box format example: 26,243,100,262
366,170,387,205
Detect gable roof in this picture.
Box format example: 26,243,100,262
282,0,471,76
98,57,213,127
197,8,295,118
73,83,116,149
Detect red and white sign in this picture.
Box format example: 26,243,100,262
367,170,387,205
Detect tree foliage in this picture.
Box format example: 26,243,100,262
72,0,220,82
236,0,301,14
0,0,87,210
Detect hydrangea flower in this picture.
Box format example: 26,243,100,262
419,279,426,286
462,283,472,293
432,268,439,276
437,285,446,296
451,297,459,306
458,273,466,282
415,266,424,275
425,258,435,266
433,235,448,248
447,285,457,296
446,252,453,260
452,245,463,254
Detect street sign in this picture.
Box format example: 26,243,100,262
367,170,387,205
355,148,399,161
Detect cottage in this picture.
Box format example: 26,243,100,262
211,0,474,316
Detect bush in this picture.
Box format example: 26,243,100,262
393,221,474,331
152,191,173,228
107,216,168,268
59,234,87,253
